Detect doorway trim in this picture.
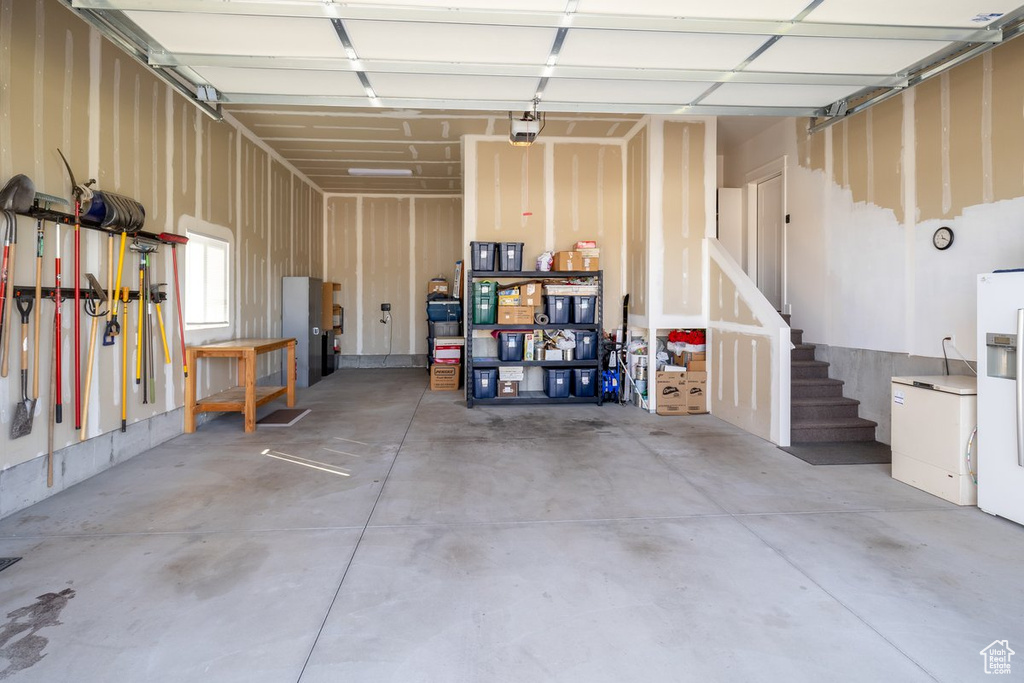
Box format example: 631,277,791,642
745,156,788,314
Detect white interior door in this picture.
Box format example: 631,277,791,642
756,174,784,310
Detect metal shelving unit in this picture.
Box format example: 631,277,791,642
466,269,603,408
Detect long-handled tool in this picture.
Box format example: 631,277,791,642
103,231,114,346
0,213,16,378
120,287,128,432
57,150,91,430
145,256,156,404
135,247,144,390
106,227,130,346
0,174,36,378
47,309,55,487
79,274,106,440
53,213,63,424
10,294,36,438
158,232,189,377
0,213,12,367
151,284,170,365
30,193,67,400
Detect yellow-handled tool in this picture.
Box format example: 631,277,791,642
151,284,170,364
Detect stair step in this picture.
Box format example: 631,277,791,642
780,312,791,325
790,328,804,346
792,397,861,420
791,378,844,398
791,360,830,380
791,417,878,443
792,343,816,361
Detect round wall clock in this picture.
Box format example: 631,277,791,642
933,226,954,250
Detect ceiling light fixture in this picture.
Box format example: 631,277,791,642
348,168,413,177
509,98,545,147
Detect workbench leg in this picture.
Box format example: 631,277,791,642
184,349,197,433
286,340,296,407
244,350,257,432
237,356,246,388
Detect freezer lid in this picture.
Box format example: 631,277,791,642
891,375,977,395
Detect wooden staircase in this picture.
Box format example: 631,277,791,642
785,316,877,443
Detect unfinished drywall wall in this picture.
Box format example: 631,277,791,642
465,136,626,326
324,194,463,360
720,32,1024,443
711,329,774,440
662,121,706,317
626,127,648,320
0,0,323,509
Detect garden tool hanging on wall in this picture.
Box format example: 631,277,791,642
0,174,36,379
151,283,171,365
32,193,67,402
10,293,36,439
120,287,129,433
79,274,108,441
129,240,158,404
158,232,189,378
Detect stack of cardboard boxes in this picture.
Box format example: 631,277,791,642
552,241,601,272
655,351,707,415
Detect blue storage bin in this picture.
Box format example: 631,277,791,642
544,369,571,398
474,369,498,399
575,330,598,360
427,300,462,322
546,295,570,324
572,296,596,324
470,241,497,271
498,242,524,271
573,369,598,397
497,332,524,361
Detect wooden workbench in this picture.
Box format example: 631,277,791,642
184,338,296,433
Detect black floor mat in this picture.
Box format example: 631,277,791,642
780,441,892,466
256,409,311,427
0,557,22,573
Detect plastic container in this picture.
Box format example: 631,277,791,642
497,332,524,361
427,300,462,322
544,368,571,398
470,241,497,271
473,295,496,324
474,368,498,399
575,330,598,360
572,296,597,324
545,295,570,324
429,320,461,337
498,242,524,271
473,280,498,298
573,368,598,397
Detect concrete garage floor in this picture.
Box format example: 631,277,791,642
0,369,1021,682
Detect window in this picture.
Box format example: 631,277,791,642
185,231,230,327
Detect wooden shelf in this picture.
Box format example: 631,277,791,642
195,385,287,413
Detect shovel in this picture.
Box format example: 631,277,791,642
11,293,35,439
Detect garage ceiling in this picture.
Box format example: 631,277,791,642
63,0,1024,193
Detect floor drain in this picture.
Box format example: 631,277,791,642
0,558,22,573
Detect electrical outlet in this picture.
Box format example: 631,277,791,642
945,334,955,346
381,303,391,312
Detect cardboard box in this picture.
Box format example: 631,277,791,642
499,366,525,381
433,344,462,362
577,248,601,259
497,380,519,398
520,281,543,307
686,372,708,413
688,359,707,372
497,305,534,325
553,251,580,271
430,364,460,391
427,278,449,296
453,260,463,299
544,348,564,361
574,240,597,250
523,333,535,361
580,255,600,272
498,295,521,307
656,371,688,415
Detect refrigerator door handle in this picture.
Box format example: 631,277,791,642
1017,309,1024,467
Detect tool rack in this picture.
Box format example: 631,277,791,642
16,202,174,246
10,286,166,303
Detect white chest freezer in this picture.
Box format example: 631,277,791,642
891,375,978,505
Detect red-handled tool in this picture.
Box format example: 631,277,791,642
158,232,189,378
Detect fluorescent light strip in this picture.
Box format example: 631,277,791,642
348,168,413,176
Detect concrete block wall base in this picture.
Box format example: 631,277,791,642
0,408,185,520
337,355,428,369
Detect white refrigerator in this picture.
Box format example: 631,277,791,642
977,270,1024,526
